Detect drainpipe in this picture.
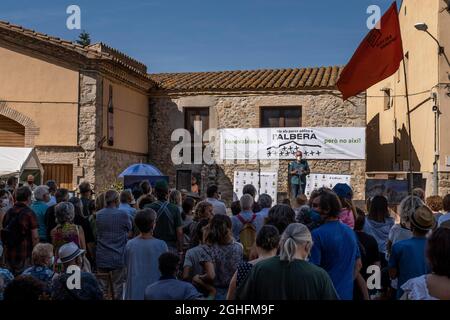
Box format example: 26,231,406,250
432,92,439,196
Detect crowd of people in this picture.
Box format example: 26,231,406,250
0,175,449,300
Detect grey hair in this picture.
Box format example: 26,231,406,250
105,190,119,206
399,196,424,223
169,189,182,206
280,223,312,262
258,193,272,209
240,194,254,211
55,201,75,224
34,185,49,201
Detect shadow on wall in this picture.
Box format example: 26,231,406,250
148,98,183,187
215,165,234,206
366,113,421,172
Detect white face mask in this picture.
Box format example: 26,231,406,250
1,198,10,207
296,156,301,161
49,256,55,267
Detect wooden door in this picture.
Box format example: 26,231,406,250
0,115,25,146
42,164,73,190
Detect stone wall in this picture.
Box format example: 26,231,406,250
438,172,450,196
95,148,147,191
149,91,366,202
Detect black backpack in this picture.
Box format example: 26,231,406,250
1,209,26,248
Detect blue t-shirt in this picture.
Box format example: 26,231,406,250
438,213,450,227
310,220,360,300
144,277,202,300
231,211,264,242
119,203,137,219
124,237,168,300
388,237,429,299
31,201,49,241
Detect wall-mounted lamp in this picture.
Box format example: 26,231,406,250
414,22,445,55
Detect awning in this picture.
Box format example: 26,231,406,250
0,147,43,177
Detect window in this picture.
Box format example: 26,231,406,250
107,85,114,146
382,88,391,110
176,170,192,191
184,108,210,162
260,107,302,128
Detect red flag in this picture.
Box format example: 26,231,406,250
337,2,404,100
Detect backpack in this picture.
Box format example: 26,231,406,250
1,208,26,248
237,214,257,259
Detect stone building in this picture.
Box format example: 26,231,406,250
0,21,154,190
0,20,366,198
149,68,366,203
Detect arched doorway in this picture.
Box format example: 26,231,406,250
0,114,25,147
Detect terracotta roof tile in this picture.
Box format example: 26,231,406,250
0,20,151,79
150,66,343,92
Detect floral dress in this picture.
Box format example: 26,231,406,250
52,223,81,264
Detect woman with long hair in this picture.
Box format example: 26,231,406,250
265,204,295,234
363,195,395,263
194,214,243,300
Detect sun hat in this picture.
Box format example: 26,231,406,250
410,206,436,231
57,242,85,264
332,183,353,200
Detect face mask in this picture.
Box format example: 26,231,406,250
310,208,320,217
1,198,9,207
49,256,55,267
296,157,301,161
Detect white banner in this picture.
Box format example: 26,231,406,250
304,173,352,197
220,127,365,160
233,171,278,202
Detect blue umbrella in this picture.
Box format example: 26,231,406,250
118,163,163,178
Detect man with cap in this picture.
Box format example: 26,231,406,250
288,151,310,199
388,205,435,299
144,180,184,255
332,183,355,229
51,242,103,300
79,182,95,217
45,180,57,207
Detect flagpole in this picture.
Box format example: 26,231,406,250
402,56,414,198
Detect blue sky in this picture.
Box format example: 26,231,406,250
0,0,397,73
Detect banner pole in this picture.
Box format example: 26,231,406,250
258,159,261,198
402,56,414,200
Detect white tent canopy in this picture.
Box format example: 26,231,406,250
0,147,44,177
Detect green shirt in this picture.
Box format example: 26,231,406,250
236,256,338,300
289,159,310,185
145,200,182,247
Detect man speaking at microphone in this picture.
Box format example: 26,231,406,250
289,151,310,199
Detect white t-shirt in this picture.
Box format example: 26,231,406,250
401,275,438,300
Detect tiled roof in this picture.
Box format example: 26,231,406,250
0,20,150,79
88,43,147,74
150,66,343,92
